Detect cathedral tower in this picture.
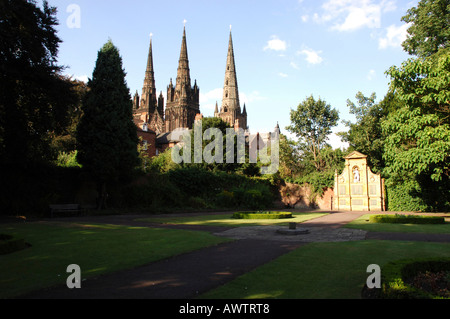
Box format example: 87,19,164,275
165,26,200,132
215,30,247,130
133,36,165,133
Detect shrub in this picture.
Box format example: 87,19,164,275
378,258,450,299
232,211,293,219
0,234,27,255
369,214,446,224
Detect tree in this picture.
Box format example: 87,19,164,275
338,91,389,173
383,47,450,211
286,95,339,170
402,0,450,58
0,0,74,166
76,40,140,209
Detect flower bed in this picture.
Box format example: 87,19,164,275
365,257,450,299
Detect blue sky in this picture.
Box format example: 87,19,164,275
52,0,418,148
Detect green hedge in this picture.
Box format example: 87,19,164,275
232,211,293,219
0,234,27,255
379,258,450,299
369,214,446,224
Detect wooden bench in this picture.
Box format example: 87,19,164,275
49,204,81,218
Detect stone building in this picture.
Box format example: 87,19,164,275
214,31,247,130
133,27,250,154
333,151,385,211
165,27,200,133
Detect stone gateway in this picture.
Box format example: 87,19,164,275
334,151,385,211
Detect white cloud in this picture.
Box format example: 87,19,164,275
367,69,376,80
301,15,309,23
240,91,266,105
328,133,349,150
264,36,287,51
315,0,397,32
200,88,223,110
290,61,300,70
278,72,288,78
73,74,89,83
378,23,410,49
298,47,323,65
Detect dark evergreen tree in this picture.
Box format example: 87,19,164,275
76,40,139,209
0,0,73,166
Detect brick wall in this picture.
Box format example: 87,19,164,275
137,128,156,158
278,182,334,210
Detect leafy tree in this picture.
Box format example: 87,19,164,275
402,0,450,58
0,0,74,166
286,95,339,170
383,47,450,211
338,91,389,173
76,40,140,209
50,78,88,155
278,134,301,180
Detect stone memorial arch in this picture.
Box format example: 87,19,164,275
333,151,385,211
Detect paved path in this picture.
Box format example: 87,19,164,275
16,211,450,299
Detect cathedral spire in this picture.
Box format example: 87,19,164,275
176,25,191,90
222,30,240,112
142,35,157,111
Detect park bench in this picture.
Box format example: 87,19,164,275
49,204,81,218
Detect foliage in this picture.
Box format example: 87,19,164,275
54,150,82,168
383,47,450,211
278,134,302,179
338,92,389,173
401,0,450,58
232,211,293,219
147,148,181,173
379,257,450,299
286,95,339,171
0,0,75,166
118,166,276,211
76,40,140,208
50,79,88,155
293,146,345,197
369,214,446,224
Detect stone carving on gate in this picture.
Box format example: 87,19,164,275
334,151,385,211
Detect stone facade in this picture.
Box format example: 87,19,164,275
334,151,385,211
165,27,200,133
133,27,250,154
214,32,247,130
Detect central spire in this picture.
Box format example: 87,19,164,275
222,30,240,111
176,25,191,90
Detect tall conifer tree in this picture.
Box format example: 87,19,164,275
77,40,139,209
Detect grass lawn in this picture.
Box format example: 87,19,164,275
0,221,231,298
199,240,450,299
135,212,329,227
344,214,450,234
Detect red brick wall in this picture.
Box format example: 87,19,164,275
278,182,334,210
137,129,156,158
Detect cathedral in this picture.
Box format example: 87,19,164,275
133,26,248,155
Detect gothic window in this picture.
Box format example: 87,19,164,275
225,91,228,98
